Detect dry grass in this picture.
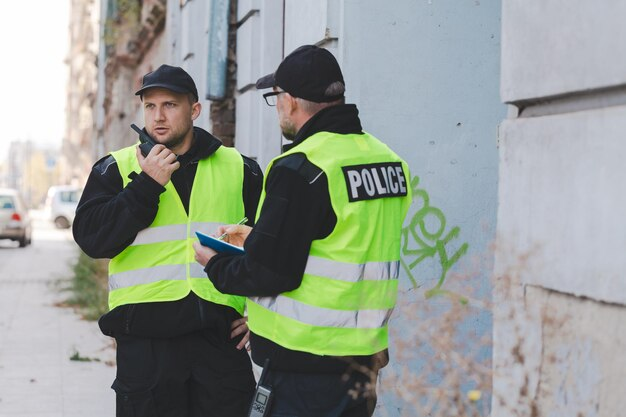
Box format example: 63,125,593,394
360,247,562,417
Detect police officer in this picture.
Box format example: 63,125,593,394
73,65,261,416
194,45,412,417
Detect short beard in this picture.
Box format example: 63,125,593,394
163,131,187,150
152,125,191,151
280,118,298,141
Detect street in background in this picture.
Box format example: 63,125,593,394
0,209,115,415
0,187,32,247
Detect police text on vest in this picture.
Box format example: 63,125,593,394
342,162,408,202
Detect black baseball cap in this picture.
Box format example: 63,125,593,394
256,45,345,103
135,64,199,101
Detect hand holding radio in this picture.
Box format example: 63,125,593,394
131,124,180,186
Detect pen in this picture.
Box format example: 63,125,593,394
216,217,248,241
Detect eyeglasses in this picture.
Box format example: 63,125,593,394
263,91,286,106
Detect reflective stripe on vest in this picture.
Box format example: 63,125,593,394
129,222,223,246
250,295,393,329
108,144,247,313
250,256,399,328
248,131,411,356
304,255,399,282
108,221,224,290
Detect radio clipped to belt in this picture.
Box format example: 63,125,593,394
248,358,273,417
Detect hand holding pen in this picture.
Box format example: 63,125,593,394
193,217,250,266
216,217,248,240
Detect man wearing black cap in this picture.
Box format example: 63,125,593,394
74,64,261,417
194,46,411,416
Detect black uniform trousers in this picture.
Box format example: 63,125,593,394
113,329,255,417
264,369,377,417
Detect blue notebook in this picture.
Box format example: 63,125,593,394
195,231,245,255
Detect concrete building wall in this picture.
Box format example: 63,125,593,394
165,0,213,133
494,0,626,415
92,0,168,158
86,0,243,165
235,0,284,167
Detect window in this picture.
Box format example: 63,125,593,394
0,196,15,210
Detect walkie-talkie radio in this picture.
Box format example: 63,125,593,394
248,359,273,417
130,123,157,157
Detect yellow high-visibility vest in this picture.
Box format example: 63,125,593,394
108,144,247,314
248,131,412,356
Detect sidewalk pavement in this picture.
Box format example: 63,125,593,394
0,213,116,417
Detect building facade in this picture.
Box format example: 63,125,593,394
64,0,101,186
66,0,515,415
493,1,626,415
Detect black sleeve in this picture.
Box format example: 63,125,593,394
72,155,166,259
241,155,263,226
205,153,336,296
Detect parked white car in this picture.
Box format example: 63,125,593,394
0,188,32,247
45,186,81,229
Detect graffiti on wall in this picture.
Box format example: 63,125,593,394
401,175,469,298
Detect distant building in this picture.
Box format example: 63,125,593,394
0,159,6,188
4,140,62,208
64,0,101,186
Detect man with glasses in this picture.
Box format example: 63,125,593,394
194,45,411,417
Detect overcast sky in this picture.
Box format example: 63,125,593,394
0,1,69,160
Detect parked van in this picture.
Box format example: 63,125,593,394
45,186,81,229
0,188,32,247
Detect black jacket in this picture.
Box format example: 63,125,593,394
205,105,382,373
73,127,263,340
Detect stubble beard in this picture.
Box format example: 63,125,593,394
152,124,192,151
280,117,297,141
163,130,187,150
